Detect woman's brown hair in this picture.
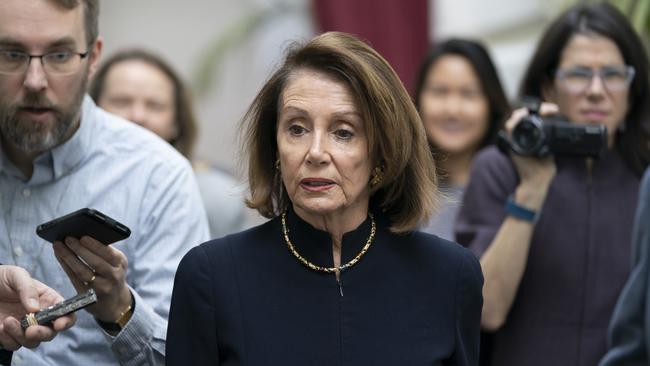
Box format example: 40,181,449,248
242,32,439,232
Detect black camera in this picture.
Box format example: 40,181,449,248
498,103,607,158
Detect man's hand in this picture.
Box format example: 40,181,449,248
53,236,132,324
0,265,75,351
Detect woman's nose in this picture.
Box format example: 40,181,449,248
586,74,606,97
444,95,462,116
306,131,330,165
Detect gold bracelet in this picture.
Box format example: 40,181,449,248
115,303,133,329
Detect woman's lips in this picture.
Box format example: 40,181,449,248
300,178,335,192
580,110,608,121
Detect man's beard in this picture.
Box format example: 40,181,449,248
0,73,88,155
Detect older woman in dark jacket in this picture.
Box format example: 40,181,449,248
167,32,483,366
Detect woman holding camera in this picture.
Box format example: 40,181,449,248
456,3,650,365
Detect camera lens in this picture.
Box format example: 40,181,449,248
512,118,543,154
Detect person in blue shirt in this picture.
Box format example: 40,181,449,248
0,0,209,364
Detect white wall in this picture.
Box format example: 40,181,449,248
99,0,564,173
99,0,315,176
434,0,565,98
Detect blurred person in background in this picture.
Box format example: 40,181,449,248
456,3,650,365
414,39,509,240
89,49,247,238
600,167,650,365
166,31,483,365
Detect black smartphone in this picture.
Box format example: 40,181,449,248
36,208,131,245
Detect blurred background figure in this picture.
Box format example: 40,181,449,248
89,49,247,238
414,39,509,240
456,3,650,365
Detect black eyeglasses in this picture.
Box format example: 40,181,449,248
0,50,90,76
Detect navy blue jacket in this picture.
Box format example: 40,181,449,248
600,168,650,365
167,209,483,365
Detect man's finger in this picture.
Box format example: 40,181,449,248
80,236,124,268
24,325,56,345
3,317,29,348
5,267,40,313
51,313,76,332
0,322,20,351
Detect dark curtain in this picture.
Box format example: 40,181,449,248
312,0,430,95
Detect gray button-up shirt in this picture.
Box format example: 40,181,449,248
0,96,210,365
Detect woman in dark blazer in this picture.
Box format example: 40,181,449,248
166,31,483,366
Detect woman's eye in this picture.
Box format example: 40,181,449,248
107,97,131,108
428,86,448,97
146,101,167,112
461,89,482,99
288,124,306,136
334,129,354,140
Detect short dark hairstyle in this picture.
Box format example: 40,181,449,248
520,2,650,176
51,0,99,45
242,32,439,233
414,38,510,151
89,49,198,158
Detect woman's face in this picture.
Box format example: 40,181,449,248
545,34,630,145
97,60,177,142
276,69,372,223
418,55,490,155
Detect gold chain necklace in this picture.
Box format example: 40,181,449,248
281,211,376,273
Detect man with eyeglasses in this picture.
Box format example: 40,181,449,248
0,1,209,365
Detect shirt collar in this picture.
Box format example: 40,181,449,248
50,95,96,181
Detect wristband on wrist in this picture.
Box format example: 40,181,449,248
505,194,539,223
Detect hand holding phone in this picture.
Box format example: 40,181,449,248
52,234,133,327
